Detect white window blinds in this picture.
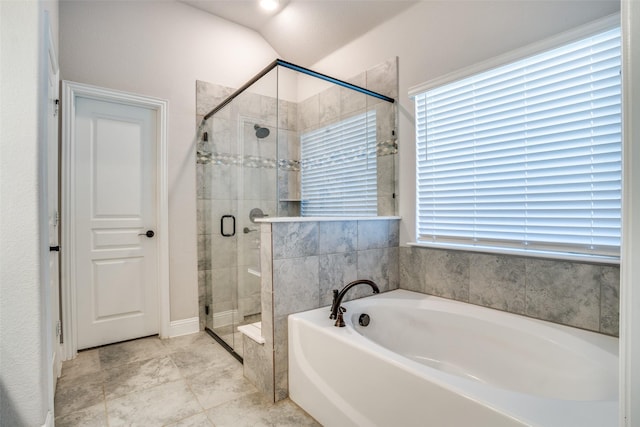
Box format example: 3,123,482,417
301,110,377,216
415,27,621,257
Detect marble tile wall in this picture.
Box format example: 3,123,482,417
399,246,620,336
247,218,400,402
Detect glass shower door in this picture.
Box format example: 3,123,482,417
206,68,278,358
205,98,240,354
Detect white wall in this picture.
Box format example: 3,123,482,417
311,0,620,245
0,0,58,425
59,0,279,321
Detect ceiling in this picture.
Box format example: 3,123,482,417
179,0,418,65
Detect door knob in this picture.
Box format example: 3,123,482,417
139,230,155,238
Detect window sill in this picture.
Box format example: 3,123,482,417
408,241,620,265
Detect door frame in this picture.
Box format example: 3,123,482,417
60,81,169,360
44,11,61,382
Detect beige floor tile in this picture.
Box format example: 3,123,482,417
267,399,322,426
161,331,215,353
106,380,202,426
55,334,318,426
54,402,108,427
165,412,214,427
206,393,321,427
187,364,257,410
54,371,105,418
99,336,169,370
104,355,182,399
60,348,101,380
170,340,238,379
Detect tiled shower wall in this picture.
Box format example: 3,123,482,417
243,218,400,402
399,246,620,336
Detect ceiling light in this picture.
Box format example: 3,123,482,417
260,0,279,11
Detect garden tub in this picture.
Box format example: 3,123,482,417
288,289,618,426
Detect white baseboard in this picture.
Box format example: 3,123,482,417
213,309,238,328
42,411,54,427
168,317,200,338
53,345,62,378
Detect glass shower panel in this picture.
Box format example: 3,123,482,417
276,66,302,216
207,68,278,357
235,67,278,357
199,58,397,361
291,69,396,217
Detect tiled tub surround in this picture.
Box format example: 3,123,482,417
243,221,618,404
243,217,400,402
400,246,620,336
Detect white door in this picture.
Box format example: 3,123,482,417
73,96,159,349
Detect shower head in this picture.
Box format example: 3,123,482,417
254,124,270,139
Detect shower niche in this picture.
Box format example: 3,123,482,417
196,58,398,359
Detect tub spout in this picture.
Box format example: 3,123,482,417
329,279,379,327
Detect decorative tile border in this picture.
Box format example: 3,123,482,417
277,159,301,171
196,152,278,169
377,139,398,156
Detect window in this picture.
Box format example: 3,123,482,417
300,110,377,216
414,26,621,258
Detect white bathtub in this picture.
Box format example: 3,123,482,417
288,289,618,427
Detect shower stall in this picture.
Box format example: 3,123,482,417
196,58,398,359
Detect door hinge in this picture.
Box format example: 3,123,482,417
54,99,59,117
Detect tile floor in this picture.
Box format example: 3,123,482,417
54,332,320,426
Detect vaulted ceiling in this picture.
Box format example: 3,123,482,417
179,0,418,65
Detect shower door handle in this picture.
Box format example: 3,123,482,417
221,215,236,237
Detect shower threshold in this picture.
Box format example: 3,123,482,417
204,328,243,363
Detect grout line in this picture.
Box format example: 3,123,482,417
103,394,110,427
